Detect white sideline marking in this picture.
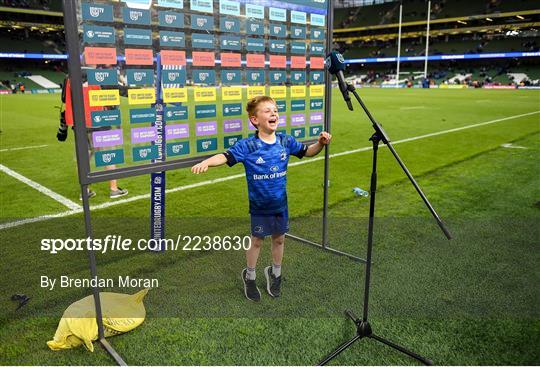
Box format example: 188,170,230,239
0,209,82,230
501,143,528,149
90,173,246,211
0,144,48,152
0,164,81,211
1,110,539,231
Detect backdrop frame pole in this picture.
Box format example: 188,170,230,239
321,0,334,248
284,0,366,263
62,0,126,363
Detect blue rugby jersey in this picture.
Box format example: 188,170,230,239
224,133,308,215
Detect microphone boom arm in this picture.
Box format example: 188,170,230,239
346,83,452,239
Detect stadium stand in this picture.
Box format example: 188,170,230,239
344,36,539,59
0,0,62,12
334,0,539,28
0,29,65,53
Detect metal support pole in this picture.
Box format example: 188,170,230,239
395,2,403,87
424,0,431,78
62,0,128,363
321,0,335,247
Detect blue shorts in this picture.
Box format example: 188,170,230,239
250,210,289,238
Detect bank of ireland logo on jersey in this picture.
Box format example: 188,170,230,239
271,165,279,173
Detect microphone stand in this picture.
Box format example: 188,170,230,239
318,83,452,366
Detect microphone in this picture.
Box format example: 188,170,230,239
325,51,353,111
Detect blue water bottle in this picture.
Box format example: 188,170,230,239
352,187,369,197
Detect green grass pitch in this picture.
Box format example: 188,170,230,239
0,88,539,365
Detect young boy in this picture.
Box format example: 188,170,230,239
191,96,331,302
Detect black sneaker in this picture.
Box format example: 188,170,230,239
264,266,282,298
110,187,128,199
242,269,260,302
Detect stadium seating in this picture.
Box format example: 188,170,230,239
335,0,539,28
1,0,62,12
497,0,539,13
344,36,539,59
0,35,56,53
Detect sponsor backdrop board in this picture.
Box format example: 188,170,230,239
75,0,329,171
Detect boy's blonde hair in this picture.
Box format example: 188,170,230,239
246,95,276,117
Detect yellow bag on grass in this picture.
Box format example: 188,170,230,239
47,289,149,352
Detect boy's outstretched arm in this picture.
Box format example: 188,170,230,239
191,153,227,174
305,131,332,157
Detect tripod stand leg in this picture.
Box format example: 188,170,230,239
345,309,360,324
369,334,433,365
318,334,363,366
100,338,127,366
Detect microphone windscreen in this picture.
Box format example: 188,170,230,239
325,51,346,74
